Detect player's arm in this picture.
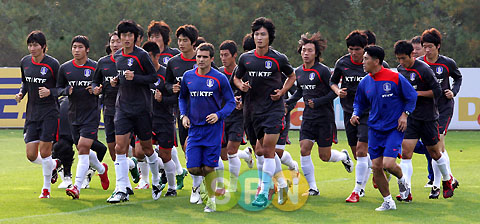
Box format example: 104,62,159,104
351,80,368,125
272,56,296,100
132,54,157,84
165,61,175,94
425,68,442,99
286,79,303,106
311,68,338,107
448,59,462,97
178,75,190,127
56,65,71,96
16,63,27,102
47,61,61,98
330,62,347,98
158,83,177,105
92,60,104,95
216,75,236,121
399,75,417,114
233,56,250,92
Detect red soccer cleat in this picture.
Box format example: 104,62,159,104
51,159,61,184
98,163,110,190
66,185,80,199
443,175,456,198
396,193,412,202
39,189,50,199
346,192,360,203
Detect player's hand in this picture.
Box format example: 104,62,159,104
110,76,118,87
350,115,360,126
68,86,73,95
93,84,102,95
444,89,454,99
337,88,347,98
397,112,408,132
270,89,283,101
125,70,134,80
182,115,190,128
155,89,163,102
308,99,315,108
235,96,243,110
206,113,219,124
173,82,181,94
85,86,93,94
15,92,23,103
38,87,50,98
239,81,251,92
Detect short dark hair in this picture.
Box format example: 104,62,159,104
142,41,160,56
194,36,206,49
421,28,442,49
137,24,144,39
346,30,368,48
176,24,199,45
147,20,171,45
27,30,47,53
364,45,384,65
71,35,89,49
116,20,139,42
251,17,275,45
363,30,376,45
394,40,414,56
106,31,119,54
196,43,215,58
242,33,255,51
219,40,237,56
297,32,327,62
411,35,422,44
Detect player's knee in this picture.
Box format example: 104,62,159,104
26,152,37,162
356,150,367,158
318,151,330,162
188,167,202,176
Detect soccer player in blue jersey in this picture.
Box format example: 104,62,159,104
352,46,417,211
179,43,235,212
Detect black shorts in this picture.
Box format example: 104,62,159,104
104,115,115,143
222,120,244,148
244,119,257,147
24,118,58,143
300,121,338,147
115,111,152,141
438,105,453,135
276,112,291,146
404,117,440,146
152,123,176,149
71,123,98,144
252,113,285,140
176,114,189,147
344,111,368,146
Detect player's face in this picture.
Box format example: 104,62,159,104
254,27,269,49
301,43,316,64
362,52,377,73
348,46,364,63
423,42,439,59
135,35,143,47
28,42,44,57
71,42,88,61
196,50,213,69
396,53,415,69
149,33,164,49
120,32,135,49
109,35,121,54
178,34,194,53
412,43,424,58
220,50,235,68
148,52,160,64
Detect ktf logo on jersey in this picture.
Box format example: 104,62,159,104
84,69,92,77
206,79,215,88
127,58,134,67
40,67,48,76
436,66,443,74
163,57,170,65
265,60,273,69
410,73,416,81
309,73,315,81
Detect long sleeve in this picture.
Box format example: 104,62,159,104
165,61,175,94
20,65,28,96
313,70,338,107
56,65,70,96
132,54,157,84
425,68,442,100
178,75,189,116
399,75,418,113
92,61,103,89
448,60,462,96
329,61,342,86
353,80,368,116
49,61,60,98
286,81,303,106
216,75,236,120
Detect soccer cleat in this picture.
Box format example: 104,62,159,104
215,188,226,196
252,193,269,207
307,188,320,196
359,189,365,197
190,186,201,204
160,169,167,185
129,157,140,184
126,187,134,196
58,176,72,189
82,167,95,189
341,149,353,173
106,191,115,202
424,179,434,188
66,185,80,199
397,179,410,200
176,168,188,190
164,188,177,197
244,147,254,169
429,186,440,199
278,186,289,205
396,193,412,202
204,198,216,213
108,191,129,203
98,163,110,190
442,175,456,198
346,192,360,203
51,159,61,184
39,189,50,199
375,200,396,211
152,184,163,200
135,179,150,189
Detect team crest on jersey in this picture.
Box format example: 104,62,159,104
40,67,48,76
127,58,134,67
309,73,315,81
410,73,416,81
206,79,214,88
383,83,391,92
436,66,443,74
265,61,272,69
84,69,91,77
163,57,170,64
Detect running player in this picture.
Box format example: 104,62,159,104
179,42,235,212
57,35,109,199
147,20,180,67
353,45,417,211
16,30,61,198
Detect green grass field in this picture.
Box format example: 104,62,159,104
0,129,479,223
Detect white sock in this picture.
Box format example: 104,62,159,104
127,157,135,170
32,153,42,165
301,155,317,190
261,158,275,194
74,154,89,191
400,159,413,186
383,194,392,201
192,175,203,188
42,156,53,191
237,149,249,160
171,146,183,175
228,153,241,190
257,155,264,187
88,150,105,174
360,154,372,190
157,157,165,170
138,160,150,184
274,154,287,188
354,156,369,193
328,149,346,162
280,151,296,170
146,152,160,186
216,157,225,188
435,155,450,181
442,151,452,176
432,159,441,188
115,154,129,193
164,160,176,190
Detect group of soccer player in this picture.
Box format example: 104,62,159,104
17,16,461,212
